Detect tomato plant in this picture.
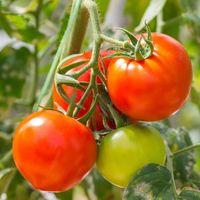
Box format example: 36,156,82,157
2,0,200,199
53,50,113,130
107,33,192,121
96,124,166,188
12,110,97,192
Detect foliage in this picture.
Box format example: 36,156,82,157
1,0,200,199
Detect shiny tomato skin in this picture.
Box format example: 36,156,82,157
12,110,97,192
96,124,166,188
53,50,113,131
107,33,192,121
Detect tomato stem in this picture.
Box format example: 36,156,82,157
101,34,125,47
54,0,127,127
165,146,178,197
172,143,200,158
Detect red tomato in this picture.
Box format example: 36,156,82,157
107,33,192,121
12,110,97,192
53,50,113,130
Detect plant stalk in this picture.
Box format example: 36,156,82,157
33,0,83,112
64,3,89,56
172,143,200,158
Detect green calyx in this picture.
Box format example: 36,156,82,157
111,24,154,61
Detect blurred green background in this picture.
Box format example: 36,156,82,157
1,0,200,199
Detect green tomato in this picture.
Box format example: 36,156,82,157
96,124,166,188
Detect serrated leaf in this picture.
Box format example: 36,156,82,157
0,168,16,194
165,128,195,183
123,164,177,200
135,0,167,32
166,128,195,183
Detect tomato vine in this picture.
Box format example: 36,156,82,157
3,0,200,199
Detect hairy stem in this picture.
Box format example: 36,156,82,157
71,0,102,118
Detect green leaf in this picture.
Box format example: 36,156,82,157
118,28,138,46
0,168,16,194
166,128,194,183
135,0,167,32
5,14,27,29
0,13,44,42
123,164,177,200
0,46,32,114
43,0,59,18
179,189,200,200
18,26,44,42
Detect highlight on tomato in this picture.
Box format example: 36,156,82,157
53,50,113,131
107,33,192,121
12,110,97,192
96,124,166,188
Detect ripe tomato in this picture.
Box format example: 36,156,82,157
96,124,166,188
53,50,113,130
107,33,192,121
12,110,97,192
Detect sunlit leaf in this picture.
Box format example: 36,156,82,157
123,164,177,200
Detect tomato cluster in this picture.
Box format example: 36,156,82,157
12,33,192,192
